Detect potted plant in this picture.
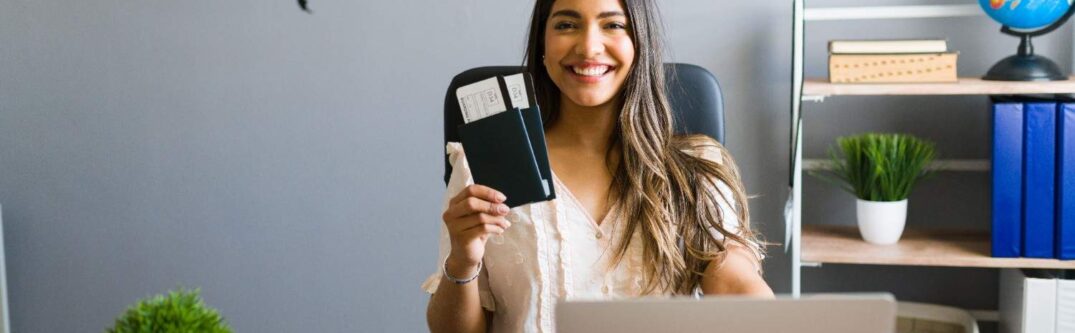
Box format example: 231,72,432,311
107,288,232,333
813,133,936,245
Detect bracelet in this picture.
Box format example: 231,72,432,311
443,256,482,285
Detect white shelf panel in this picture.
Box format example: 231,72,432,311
805,4,983,21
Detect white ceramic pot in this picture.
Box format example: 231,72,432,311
856,198,908,245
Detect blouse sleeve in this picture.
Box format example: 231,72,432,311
690,145,766,263
420,142,496,312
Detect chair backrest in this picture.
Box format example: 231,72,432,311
443,63,724,184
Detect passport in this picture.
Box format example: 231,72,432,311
455,73,555,207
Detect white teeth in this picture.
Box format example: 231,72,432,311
572,65,609,76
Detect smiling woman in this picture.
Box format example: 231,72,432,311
425,0,773,332
542,5,635,107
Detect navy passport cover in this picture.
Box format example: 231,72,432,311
1023,102,1056,258
458,107,555,208
992,102,1023,258
1059,103,1075,259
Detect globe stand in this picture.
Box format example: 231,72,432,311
983,35,1067,81
983,4,1075,81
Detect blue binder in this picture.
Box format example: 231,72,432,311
1059,103,1075,259
992,102,1023,258
1024,102,1056,258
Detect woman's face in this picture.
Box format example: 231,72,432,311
543,0,635,108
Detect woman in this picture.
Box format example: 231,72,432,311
424,0,773,332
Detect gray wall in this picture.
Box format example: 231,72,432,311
0,0,1065,332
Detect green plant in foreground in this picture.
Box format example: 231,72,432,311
812,133,936,202
107,288,232,333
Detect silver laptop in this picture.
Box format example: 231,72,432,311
556,293,896,333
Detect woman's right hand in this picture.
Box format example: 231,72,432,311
441,184,512,277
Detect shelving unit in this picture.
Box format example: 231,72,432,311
787,0,1075,306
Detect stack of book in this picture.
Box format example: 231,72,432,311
828,39,958,83
992,99,1075,260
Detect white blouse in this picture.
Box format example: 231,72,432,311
422,142,763,333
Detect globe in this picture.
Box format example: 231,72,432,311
980,0,1072,30
979,0,1075,80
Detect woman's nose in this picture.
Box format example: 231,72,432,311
574,26,604,58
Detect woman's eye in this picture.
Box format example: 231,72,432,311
553,22,577,30
605,22,627,30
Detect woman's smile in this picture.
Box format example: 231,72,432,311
565,62,617,84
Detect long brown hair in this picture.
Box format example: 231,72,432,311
523,0,766,295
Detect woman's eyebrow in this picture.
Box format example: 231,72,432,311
596,11,625,19
550,10,625,19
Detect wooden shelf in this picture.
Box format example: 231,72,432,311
803,77,1075,99
802,224,1075,269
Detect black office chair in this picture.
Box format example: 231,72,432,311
442,63,725,185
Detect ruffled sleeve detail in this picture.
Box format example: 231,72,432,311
420,142,496,312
